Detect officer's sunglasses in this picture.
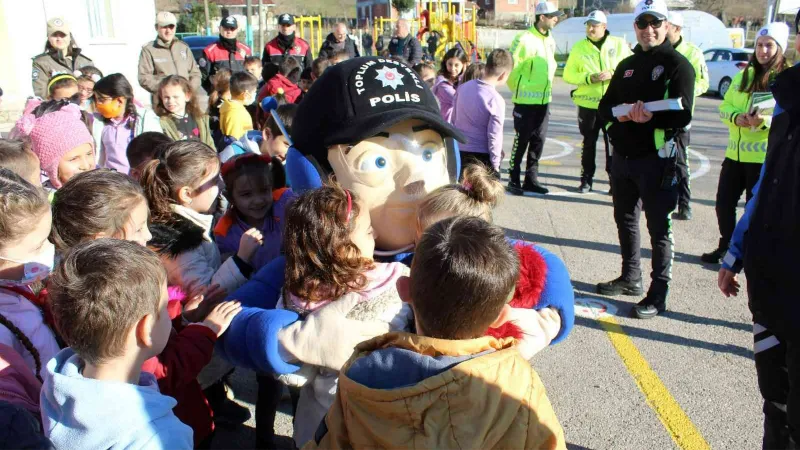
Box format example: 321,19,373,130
635,18,664,30
160,24,176,30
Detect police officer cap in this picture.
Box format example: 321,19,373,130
278,14,295,25
291,57,465,169
220,16,238,29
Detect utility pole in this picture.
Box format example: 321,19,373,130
204,0,211,35
258,0,264,55
246,0,253,50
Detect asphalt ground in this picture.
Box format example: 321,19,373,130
211,78,761,450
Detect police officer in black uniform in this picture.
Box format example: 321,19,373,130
596,0,695,319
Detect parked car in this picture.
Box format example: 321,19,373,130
703,47,753,98
181,35,218,63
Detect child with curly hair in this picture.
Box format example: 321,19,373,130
275,183,412,447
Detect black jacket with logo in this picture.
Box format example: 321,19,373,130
597,40,695,158
319,33,360,59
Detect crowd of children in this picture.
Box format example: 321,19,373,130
0,14,575,450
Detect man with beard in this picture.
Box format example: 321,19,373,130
199,16,252,93
263,13,313,70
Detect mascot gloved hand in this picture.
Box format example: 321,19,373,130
217,57,574,374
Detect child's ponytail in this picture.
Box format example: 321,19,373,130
139,158,175,224
417,163,503,232
0,312,42,382
139,140,219,224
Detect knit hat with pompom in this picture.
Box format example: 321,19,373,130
14,101,94,188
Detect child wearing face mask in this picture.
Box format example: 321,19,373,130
0,169,59,382
156,75,214,148
215,154,293,272
220,72,258,140
274,183,413,448
432,48,468,122
13,99,96,191
92,73,162,174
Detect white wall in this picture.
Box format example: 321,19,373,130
0,0,156,113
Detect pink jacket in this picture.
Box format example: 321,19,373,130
0,287,60,380
0,343,42,417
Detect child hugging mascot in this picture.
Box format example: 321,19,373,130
219,57,574,375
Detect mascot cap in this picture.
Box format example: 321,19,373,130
290,57,466,173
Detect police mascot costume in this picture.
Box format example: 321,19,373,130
218,57,574,374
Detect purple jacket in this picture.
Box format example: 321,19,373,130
432,75,457,123
451,79,506,170
214,188,295,272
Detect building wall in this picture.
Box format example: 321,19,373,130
0,0,156,115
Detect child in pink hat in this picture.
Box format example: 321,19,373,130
14,99,95,189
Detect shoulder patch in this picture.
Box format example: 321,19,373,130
32,69,39,80
624,69,634,78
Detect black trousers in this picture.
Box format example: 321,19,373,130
255,374,300,449
459,151,500,179
751,314,800,449
509,103,550,185
578,106,610,184
611,153,679,299
675,129,691,209
714,158,763,249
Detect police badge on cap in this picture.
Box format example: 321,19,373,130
290,57,465,167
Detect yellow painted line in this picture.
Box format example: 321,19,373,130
539,160,561,166
598,315,711,450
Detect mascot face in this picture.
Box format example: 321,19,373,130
287,56,465,253
329,119,450,250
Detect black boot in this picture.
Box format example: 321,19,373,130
578,179,592,194
631,283,668,319
506,180,524,196
701,242,728,264
522,165,549,194
672,205,692,220
597,277,644,296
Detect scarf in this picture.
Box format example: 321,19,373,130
277,32,296,52
219,35,238,53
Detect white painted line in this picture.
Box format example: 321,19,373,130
502,138,574,162
574,297,618,319
688,148,710,181
505,117,579,129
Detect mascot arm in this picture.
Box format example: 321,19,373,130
217,255,302,374
533,243,575,344
216,306,302,374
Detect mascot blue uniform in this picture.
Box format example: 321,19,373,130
218,57,575,374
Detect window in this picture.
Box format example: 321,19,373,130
718,51,732,61
86,0,115,39
703,51,715,62
733,52,751,62
508,0,518,4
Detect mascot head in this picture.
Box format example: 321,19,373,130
287,57,465,253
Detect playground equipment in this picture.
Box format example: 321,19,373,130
372,1,481,62
296,15,323,58
418,1,480,61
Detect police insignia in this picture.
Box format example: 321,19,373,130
199,58,207,68
652,65,664,81
32,70,39,80
609,48,616,57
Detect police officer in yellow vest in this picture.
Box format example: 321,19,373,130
506,1,563,195
700,23,791,264
563,10,632,193
667,12,709,220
